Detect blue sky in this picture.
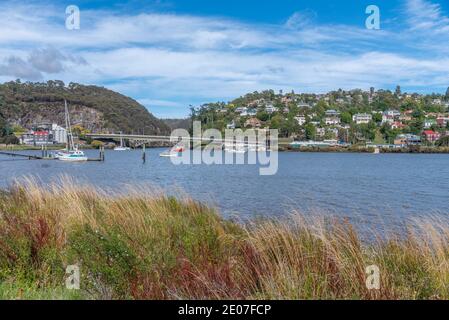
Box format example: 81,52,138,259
0,0,448,118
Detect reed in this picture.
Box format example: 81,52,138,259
0,178,447,299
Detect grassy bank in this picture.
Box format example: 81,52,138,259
0,179,448,300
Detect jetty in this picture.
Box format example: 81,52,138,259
0,151,46,160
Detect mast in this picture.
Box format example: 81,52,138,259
65,100,75,151
64,100,69,151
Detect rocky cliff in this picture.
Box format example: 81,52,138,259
0,80,170,135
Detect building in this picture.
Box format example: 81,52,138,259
352,113,372,124
226,121,236,129
235,106,247,114
297,102,311,108
384,110,401,117
265,104,276,114
52,124,67,144
325,116,340,125
423,118,437,129
422,130,441,142
394,134,421,146
21,130,51,146
325,109,340,117
382,110,401,124
316,127,326,137
295,115,307,126
436,116,449,127
391,121,405,130
244,117,262,128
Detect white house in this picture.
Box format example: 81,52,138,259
325,116,340,125
295,115,307,126
226,121,236,129
265,104,276,114
352,113,372,124
235,106,247,114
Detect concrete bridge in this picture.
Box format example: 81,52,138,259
85,133,275,147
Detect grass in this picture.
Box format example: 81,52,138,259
0,178,447,300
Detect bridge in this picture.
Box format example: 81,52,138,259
85,133,277,147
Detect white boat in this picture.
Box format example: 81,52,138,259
58,150,88,162
224,143,247,153
57,100,88,162
159,145,185,157
159,151,179,157
114,132,131,151
249,145,267,152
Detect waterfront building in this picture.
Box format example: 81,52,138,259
394,134,421,146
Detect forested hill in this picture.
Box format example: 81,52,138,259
0,80,170,135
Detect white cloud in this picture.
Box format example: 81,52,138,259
406,0,449,33
0,1,447,117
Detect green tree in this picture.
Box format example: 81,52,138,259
340,112,352,124
304,123,316,140
91,140,104,149
436,135,449,147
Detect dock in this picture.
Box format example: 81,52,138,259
0,151,46,160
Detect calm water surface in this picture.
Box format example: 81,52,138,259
1,149,448,229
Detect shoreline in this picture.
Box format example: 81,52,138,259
3,144,449,154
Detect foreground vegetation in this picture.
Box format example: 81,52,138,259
0,179,448,300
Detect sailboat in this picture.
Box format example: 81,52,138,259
114,132,131,151
57,100,88,162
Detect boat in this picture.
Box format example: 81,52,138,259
159,144,185,157
58,150,88,162
224,143,247,153
58,100,88,162
249,145,267,152
114,132,131,151
159,151,179,157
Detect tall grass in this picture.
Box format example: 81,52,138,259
0,178,447,299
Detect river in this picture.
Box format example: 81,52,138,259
1,149,448,231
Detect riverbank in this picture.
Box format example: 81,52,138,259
282,145,449,153
0,179,447,300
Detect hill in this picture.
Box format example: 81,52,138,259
0,80,170,135
162,118,191,131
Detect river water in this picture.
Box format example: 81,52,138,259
1,149,448,231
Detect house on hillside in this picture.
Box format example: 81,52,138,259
391,121,405,130
265,104,276,114
352,113,372,124
423,118,437,129
244,117,262,128
295,115,307,126
394,134,421,146
422,130,441,142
